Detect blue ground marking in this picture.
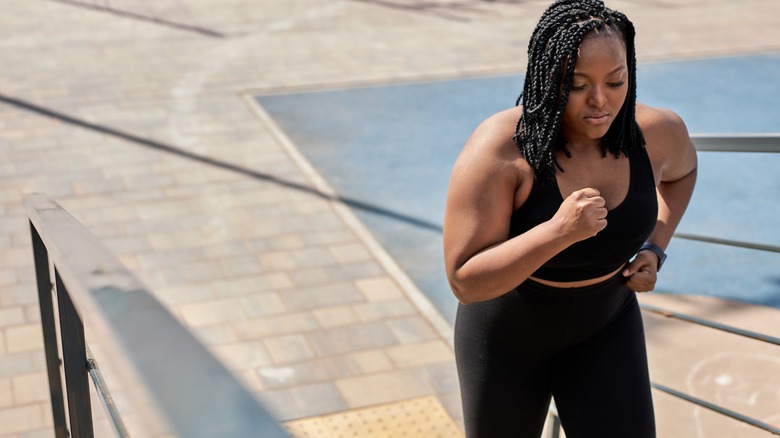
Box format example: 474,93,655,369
258,53,780,324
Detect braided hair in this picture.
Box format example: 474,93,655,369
514,0,644,176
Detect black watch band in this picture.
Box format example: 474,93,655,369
639,242,667,271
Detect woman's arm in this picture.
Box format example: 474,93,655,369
623,106,698,292
444,109,607,303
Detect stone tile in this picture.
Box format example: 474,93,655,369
136,249,197,269
312,305,360,328
254,388,303,422
306,322,398,356
256,355,356,389
211,274,293,297
278,282,365,311
437,391,465,429
287,247,339,269
178,298,247,327
290,382,348,418
0,269,17,287
345,349,395,375
386,341,454,368
386,315,439,343
355,276,404,301
288,267,330,286
328,242,373,264
0,284,39,307
195,241,251,260
263,334,314,364
0,377,11,408
11,373,49,404
160,261,225,284
19,427,57,438
353,298,417,322
0,352,37,378
211,341,273,371
335,369,435,409
0,307,25,328
324,261,384,282
22,306,40,325
5,324,43,354
0,404,45,435
155,284,215,305
240,292,287,317
232,313,320,340
189,324,237,346
218,255,266,277
421,362,461,394
266,234,307,250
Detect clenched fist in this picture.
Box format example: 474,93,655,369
551,188,608,243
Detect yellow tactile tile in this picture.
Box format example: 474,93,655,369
283,396,463,438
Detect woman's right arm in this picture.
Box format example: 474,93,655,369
443,110,608,304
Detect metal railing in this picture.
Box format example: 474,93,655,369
545,133,780,437
27,193,289,438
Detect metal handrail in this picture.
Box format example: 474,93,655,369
673,233,780,253
26,193,289,438
691,133,780,152
86,347,129,438
651,383,780,435
643,133,780,436
640,304,780,346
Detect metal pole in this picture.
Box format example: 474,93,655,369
30,222,69,438
55,270,94,438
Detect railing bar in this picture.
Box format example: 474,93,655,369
691,134,780,153
55,269,94,438
25,193,290,438
651,382,780,435
86,347,130,438
30,222,69,438
674,233,780,253
640,304,780,346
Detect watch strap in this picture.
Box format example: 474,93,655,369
639,242,667,271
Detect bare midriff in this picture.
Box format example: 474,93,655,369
529,263,626,288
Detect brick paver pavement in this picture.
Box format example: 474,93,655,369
1,0,779,436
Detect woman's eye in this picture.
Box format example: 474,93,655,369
608,81,626,88
571,84,586,91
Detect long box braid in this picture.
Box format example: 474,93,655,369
514,0,645,176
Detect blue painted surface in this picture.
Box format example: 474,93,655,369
257,53,780,324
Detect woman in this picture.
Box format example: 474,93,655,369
443,1,697,437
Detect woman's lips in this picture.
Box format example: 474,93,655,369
584,113,609,125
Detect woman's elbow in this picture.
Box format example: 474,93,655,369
447,271,480,305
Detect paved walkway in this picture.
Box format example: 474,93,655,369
1,0,779,437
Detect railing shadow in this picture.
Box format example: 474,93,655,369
44,0,227,38
0,93,443,234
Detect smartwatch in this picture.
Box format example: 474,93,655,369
639,242,667,271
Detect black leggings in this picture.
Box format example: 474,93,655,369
454,273,655,438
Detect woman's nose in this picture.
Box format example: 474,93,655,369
587,86,607,108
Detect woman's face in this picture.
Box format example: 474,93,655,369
562,33,628,147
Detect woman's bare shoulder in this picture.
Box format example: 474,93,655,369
449,105,532,201
636,103,689,140
458,106,529,170
636,102,697,181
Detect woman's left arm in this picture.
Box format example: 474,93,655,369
623,108,698,292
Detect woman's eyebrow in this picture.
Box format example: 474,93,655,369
573,66,627,78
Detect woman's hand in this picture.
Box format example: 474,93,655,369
551,188,608,243
622,250,658,293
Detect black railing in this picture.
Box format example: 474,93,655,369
27,193,289,438
544,133,780,437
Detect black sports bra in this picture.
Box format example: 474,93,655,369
509,147,658,282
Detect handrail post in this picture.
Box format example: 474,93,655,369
55,269,94,437
31,222,69,438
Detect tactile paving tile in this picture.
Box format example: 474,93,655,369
283,396,464,438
